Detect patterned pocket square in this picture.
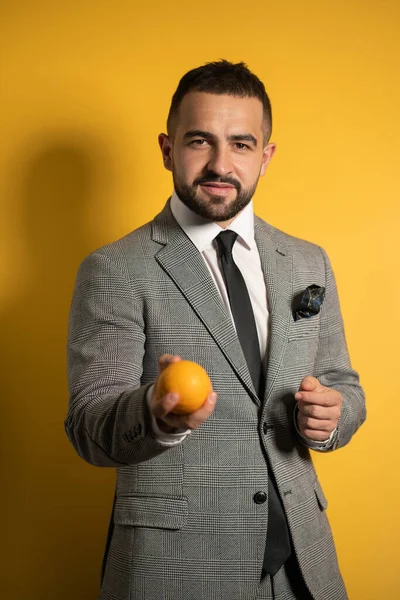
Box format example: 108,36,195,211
292,284,325,321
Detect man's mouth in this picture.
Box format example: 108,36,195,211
199,183,236,196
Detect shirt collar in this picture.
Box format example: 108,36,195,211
170,190,255,252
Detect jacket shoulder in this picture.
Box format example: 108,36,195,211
255,216,329,274
79,219,158,272
256,216,322,253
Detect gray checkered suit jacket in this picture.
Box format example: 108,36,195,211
65,199,366,600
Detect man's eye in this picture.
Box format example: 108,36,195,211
191,139,207,146
235,143,249,150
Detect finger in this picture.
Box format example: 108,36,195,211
297,403,341,421
295,390,342,407
183,392,217,429
299,376,322,392
158,354,182,373
297,413,336,438
299,377,328,395
152,392,181,420
162,392,217,431
298,415,335,432
301,429,335,442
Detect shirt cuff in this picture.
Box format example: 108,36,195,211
146,384,191,446
293,404,338,450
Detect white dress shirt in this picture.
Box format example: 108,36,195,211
170,191,269,357
148,191,334,448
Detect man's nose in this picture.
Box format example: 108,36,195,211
206,146,233,176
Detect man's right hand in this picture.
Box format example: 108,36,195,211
150,354,217,433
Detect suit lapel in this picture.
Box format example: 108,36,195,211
254,218,293,404
152,202,259,403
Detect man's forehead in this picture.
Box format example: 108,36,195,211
177,91,264,129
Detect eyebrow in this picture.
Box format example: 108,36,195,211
183,130,257,147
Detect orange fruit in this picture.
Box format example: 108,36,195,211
156,360,212,415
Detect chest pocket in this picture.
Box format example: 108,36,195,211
288,313,321,341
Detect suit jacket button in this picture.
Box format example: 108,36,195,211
253,491,267,504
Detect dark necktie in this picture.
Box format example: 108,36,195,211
216,230,291,577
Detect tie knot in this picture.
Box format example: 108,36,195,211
216,230,238,256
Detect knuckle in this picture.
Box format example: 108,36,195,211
306,418,315,429
298,415,307,429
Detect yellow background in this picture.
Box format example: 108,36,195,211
1,1,399,598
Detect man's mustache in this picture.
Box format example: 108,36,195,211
193,174,241,191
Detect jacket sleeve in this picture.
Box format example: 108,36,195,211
297,246,366,452
65,250,173,467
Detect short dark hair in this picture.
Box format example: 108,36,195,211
167,60,273,142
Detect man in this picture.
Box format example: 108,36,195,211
65,60,366,600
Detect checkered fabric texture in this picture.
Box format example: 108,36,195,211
65,200,366,600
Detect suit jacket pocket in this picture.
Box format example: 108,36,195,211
314,479,328,511
114,493,188,529
288,314,320,341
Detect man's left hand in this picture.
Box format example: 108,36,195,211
294,376,342,442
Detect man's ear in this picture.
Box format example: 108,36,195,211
260,142,276,177
158,133,173,172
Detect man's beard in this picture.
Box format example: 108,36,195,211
173,171,259,222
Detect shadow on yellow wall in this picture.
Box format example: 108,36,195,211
1,138,116,598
